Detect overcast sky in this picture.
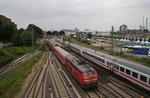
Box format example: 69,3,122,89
0,0,150,31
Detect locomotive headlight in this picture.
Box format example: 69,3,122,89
92,78,97,81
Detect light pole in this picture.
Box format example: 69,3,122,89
111,26,114,53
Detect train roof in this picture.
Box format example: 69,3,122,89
82,47,115,61
66,55,94,72
115,58,150,75
89,49,150,75
83,46,150,75
70,43,81,49
55,46,70,57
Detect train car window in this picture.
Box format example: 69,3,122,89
91,70,96,76
140,75,147,83
107,62,109,65
126,69,131,75
132,72,138,78
114,64,119,70
110,63,112,66
117,66,119,70
96,57,99,61
120,67,124,72
103,60,105,63
149,79,150,84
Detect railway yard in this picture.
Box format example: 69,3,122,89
0,39,150,98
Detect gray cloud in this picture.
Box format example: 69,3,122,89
0,0,150,31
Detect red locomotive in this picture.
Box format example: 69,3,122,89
46,40,98,88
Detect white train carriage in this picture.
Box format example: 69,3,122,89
113,59,150,90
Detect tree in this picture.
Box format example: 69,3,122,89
135,38,138,41
12,33,23,46
139,38,142,42
27,24,43,38
131,37,134,41
11,28,27,46
143,38,146,42
129,37,131,41
20,31,32,46
148,38,150,42
0,25,16,42
0,15,17,42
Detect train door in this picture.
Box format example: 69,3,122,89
148,49,150,56
107,61,113,71
109,63,113,71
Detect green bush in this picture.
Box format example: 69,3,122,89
0,47,31,67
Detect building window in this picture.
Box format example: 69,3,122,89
140,75,147,83
132,72,138,78
120,67,124,72
126,69,131,75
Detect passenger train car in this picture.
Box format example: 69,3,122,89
46,39,98,88
55,39,150,91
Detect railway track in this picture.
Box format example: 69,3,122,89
99,72,149,98
23,51,48,98
0,52,40,80
48,52,81,98
23,51,81,98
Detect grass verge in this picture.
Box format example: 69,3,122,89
0,52,43,98
0,47,32,67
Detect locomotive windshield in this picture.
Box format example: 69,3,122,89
84,72,90,76
91,70,96,76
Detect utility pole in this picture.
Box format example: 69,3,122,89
111,26,114,53
44,31,46,50
69,36,70,49
146,17,148,30
142,15,145,33
28,24,34,67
